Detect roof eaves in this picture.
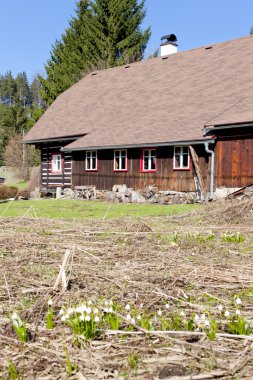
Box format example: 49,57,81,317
62,138,215,152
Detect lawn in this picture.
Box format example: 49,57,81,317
0,199,198,219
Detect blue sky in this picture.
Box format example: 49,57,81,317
0,0,253,82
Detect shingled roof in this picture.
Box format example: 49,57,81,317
23,35,253,150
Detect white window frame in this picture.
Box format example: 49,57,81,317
114,149,127,171
51,153,62,173
86,150,97,171
142,149,156,172
173,146,190,170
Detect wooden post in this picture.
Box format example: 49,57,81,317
189,146,206,199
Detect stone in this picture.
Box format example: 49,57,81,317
131,191,146,203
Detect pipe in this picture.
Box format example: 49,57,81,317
204,142,215,199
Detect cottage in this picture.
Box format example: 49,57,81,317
23,35,253,198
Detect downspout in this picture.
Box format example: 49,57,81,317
204,142,215,199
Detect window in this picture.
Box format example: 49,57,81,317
173,146,190,169
114,150,127,171
51,153,62,173
142,149,156,172
86,151,97,171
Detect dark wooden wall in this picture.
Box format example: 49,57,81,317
215,128,253,188
72,145,210,191
41,144,72,187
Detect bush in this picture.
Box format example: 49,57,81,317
0,185,18,199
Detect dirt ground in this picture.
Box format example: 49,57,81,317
0,200,253,379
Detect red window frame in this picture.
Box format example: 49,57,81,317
140,148,157,172
85,150,98,172
114,149,128,172
173,146,191,170
51,152,63,174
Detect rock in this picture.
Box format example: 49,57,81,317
106,191,117,201
131,191,146,203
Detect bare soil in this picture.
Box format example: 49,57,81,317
0,201,253,379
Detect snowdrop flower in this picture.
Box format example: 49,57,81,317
93,308,99,314
224,310,230,318
131,318,135,325
59,309,64,316
126,314,131,321
108,300,113,306
67,308,74,315
104,300,109,306
194,314,200,322
48,299,53,306
86,307,92,314
204,320,210,327
85,315,91,322
137,315,141,320
87,299,93,305
80,314,85,321
218,305,223,312
165,303,170,310
125,304,131,311
235,298,242,305
179,311,185,317
61,315,67,322
201,314,206,320
11,312,19,321
157,310,162,317
108,307,113,313
139,303,144,309
104,307,109,313
94,316,100,323
235,309,241,316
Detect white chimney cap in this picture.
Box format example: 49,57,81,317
160,34,178,57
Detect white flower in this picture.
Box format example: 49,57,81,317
48,299,53,306
104,307,109,313
235,298,242,305
165,303,170,309
201,314,206,320
224,310,230,317
93,308,99,314
104,300,109,306
87,299,93,305
67,308,74,315
86,307,92,314
157,310,162,316
137,315,141,320
218,305,223,312
108,307,113,313
194,314,199,321
235,309,241,315
94,316,100,323
11,313,22,327
75,306,83,314
61,315,67,322
179,311,185,317
59,309,64,316
79,335,85,340
204,320,210,327
109,300,113,306
85,315,91,321
131,318,135,325
80,314,85,321
126,314,131,321
139,303,144,309
125,304,131,311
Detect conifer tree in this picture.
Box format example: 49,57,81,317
39,0,150,105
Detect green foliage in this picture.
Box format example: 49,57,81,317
39,0,151,104
65,350,78,377
227,315,251,335
128,352,141,370
7,361,19,380
46,308,54,330
9,313,28,342
206,319,218,341
221,232,245,243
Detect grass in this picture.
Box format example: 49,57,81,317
0,199,198,219
5,180,29,190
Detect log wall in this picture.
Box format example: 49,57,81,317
72,145,210,191
215,128,253,188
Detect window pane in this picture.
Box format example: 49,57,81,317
121,157,126,170
182,153,189,168
174,154,180,168
144,156,149,170
151,156,156,170
115,157,119,169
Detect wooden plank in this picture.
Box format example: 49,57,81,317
189,146,206,197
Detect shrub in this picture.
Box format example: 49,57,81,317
0,185,18,199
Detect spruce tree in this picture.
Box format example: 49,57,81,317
39,0,151,105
